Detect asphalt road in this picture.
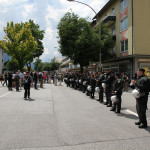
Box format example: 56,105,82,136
0,83,150,150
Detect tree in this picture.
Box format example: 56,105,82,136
28,20,45,58
50,60,61,71
43,62,52,72
0,21,38,71
5,59,19,72
33,58,43,71
57,12,114,72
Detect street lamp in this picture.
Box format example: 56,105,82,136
67,0,102,71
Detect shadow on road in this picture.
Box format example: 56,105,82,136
26,98,35,101
117,112,138,120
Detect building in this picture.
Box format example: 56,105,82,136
0,47,4,74
93,0,150,76
53,57,64,63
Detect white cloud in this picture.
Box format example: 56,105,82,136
0,0,108,62
54,51,60,56
22,3,35,18
0,0,29,6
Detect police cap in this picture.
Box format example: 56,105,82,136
137,68,145,73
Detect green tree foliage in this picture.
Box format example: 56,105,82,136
50,60,61,71
33,58,61,72
0,21,38,71
57,12,114,72
5,59,19,72
33,58,43,71
28,20,45,58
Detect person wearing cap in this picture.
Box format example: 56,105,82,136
102,69,115,107
110,73,124,113
97,71,105,103
23,71,32,100
131,68,149,128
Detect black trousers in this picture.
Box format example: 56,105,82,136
16,81,19,91
8,80,12,90
24,85,30,98
105,88,112,105
112,94,122,111
136,95,148,125
99,87,103,102
90,87,95,98
3,79,7,86
34,80,37,89
67,81,70,87
83,85,87,93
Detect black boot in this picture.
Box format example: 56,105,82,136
135,121,141,125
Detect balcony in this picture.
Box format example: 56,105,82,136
103,16,116,26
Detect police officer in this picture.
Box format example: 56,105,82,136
110,73,124,113
90,74,96,99
131,68,149,128
23,71,32,100
86,73,91,96
97,71,105,103
103,69,115,107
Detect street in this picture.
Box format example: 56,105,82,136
0,83,150,150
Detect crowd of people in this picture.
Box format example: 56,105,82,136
0,68,149,129
63,68,149,129
0,70,63,99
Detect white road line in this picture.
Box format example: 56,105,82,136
125,109,150,120
125,109,138,117
0,92,11,98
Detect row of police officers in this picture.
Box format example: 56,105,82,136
64,68,149,129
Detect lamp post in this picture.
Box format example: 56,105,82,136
67,0,102,71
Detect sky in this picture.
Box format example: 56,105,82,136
0,0,109,62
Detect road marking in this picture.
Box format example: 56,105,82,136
124,109,150,120
0,92,11,98
125,109,138,117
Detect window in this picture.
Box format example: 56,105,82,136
120,17,128,32
120,0,128,11
112,26,115,35
125,39,128,51
121,41,125,52
112,8,115,15
120,39,128,52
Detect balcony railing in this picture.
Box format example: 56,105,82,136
103,16,116,26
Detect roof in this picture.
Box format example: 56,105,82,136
93,0,115,20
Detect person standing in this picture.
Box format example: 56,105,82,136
103,69,115,107
39,72,44,88
131,68,149,128
18,70,24,90
7,72,13,91
33,71,38,89
110,73,124,113
23,71,32,100
97,71,105,103
90,74,96,99
3,73,8,86
54,73,57,86
15,72,20,92
0,74,3,85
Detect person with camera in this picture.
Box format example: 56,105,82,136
23,71,32,100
